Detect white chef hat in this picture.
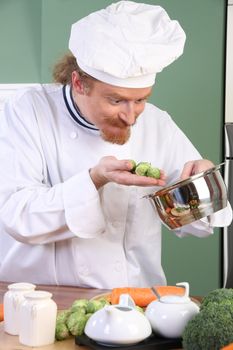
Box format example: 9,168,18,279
69,1,186,88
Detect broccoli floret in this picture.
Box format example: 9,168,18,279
86,300,104,313
55,321,70,341
66,311,87,336
200,288,233,310
182,302,233,349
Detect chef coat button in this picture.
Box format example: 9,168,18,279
70,131,77,139
78,265,89,276
114,261,122,272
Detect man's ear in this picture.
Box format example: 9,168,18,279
71,71,85,95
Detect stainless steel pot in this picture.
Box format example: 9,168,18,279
147,164,228,230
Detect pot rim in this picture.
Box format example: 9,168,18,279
150,163,224,198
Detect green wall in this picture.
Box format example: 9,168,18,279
0,0,226,296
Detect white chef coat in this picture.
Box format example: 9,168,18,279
0,84,231,288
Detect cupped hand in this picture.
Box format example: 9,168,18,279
89,156,166,189
180,159,215,180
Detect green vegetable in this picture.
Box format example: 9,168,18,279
70,299,88,313
146,166,161,179
70,305,86,314
182,294,233,349
85,313,93,321
55,297,108,341
200,288,233,310
55,321,70,341
66,311,88,336
86,300,104,313
135,162,151,176
98,297,110,307
130,160,161,179
129,159,137,172
56,309,71,324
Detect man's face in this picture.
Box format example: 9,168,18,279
73,78,152,145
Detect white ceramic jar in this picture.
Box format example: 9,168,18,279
3,282,36,335
145,282,200,338
19,290,57,347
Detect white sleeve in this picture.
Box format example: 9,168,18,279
174,202,232,238
0,91,106,245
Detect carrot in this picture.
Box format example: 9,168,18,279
0,304,4,322
155,285,185,297
110,285,185,307
221,344,233,350
110,287,156,307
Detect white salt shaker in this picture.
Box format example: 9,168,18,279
3,282,36,335
19,290,57,347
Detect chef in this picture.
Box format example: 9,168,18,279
0,1,232,288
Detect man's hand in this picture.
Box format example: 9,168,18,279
180,159,215,180
89,156,166,189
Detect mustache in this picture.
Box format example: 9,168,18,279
105,116,138,128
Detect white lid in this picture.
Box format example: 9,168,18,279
24,291,52,300
8,282,36,291
160,295,191,304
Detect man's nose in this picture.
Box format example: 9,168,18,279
119,104,137,126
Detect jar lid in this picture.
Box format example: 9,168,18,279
24,291,52,300
8,282,36,291
160,295,191,304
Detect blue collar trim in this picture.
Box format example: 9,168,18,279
63,85,99,132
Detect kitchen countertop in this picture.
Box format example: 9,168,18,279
0,281,196,350
0,281,110,350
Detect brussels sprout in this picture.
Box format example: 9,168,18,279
70,305,86,314
66,311,87,336
86,300,104,313
98,297,110,306
56,309,71,323
129,159,137,172
146,166,160,179
135,162,151,176
85,313,93,321
55,321,70,341
70,299,88,313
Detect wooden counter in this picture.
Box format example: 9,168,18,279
0,281,110,350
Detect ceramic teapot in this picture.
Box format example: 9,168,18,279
145,282,199,338
84,294,152,346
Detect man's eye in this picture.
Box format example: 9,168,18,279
110,99,121,105
135,98,147,104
